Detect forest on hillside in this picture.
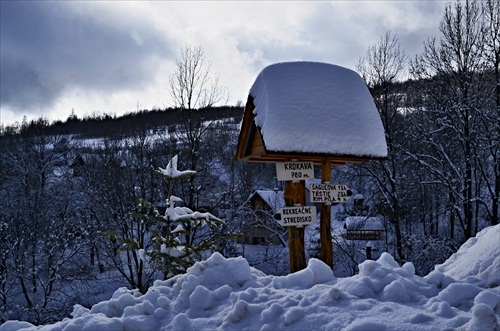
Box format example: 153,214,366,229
0,0,498,325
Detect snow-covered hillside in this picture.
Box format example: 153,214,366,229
2,225,499,331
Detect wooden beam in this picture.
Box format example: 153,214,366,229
250,128,266,156
236,96,256,160
284,180,306,272
320,158,333,269
242,152,383,164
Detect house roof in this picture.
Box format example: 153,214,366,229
236,61,388,164
248,190,285,212
344,216,384,230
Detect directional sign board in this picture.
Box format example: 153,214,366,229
276,206,317,227
276,162,314,181
310,183,350,203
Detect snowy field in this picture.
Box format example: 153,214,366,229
1,224,499,331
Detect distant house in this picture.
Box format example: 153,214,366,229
241,190,286,245
343,216,385,241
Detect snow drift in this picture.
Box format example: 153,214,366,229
1,225,499,331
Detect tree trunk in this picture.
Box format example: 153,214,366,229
451,211,456,241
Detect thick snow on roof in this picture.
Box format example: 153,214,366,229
345,216,384,230
254,189,285,211
249,61,388,158
5,224,499,331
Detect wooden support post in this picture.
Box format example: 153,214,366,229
284,180,306,272
320,159,333,269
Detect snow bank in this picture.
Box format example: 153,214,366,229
249,61,388,158
434,224,500,288
2,225,499,331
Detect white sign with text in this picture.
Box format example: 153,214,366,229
309,183,350,203
276,162,314,181
276,206,317,227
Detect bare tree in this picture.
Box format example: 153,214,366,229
479,0,500,226
168,45,229,210
409,0,488,240
169,45,228,111
0,119,94,323
357,31,408,87
356,31,408,260
83,132,166,294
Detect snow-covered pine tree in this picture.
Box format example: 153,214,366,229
131,155,230,279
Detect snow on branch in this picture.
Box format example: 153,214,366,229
157,155,197,180
165,195,224,226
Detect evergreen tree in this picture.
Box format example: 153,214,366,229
131,155,234,279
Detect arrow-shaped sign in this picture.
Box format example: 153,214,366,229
309,183,351,203
275,206,317,227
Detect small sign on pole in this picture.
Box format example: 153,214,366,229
275,206,317,227
310,183,350,203
276,162,314,181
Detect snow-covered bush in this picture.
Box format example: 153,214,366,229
402,234,457,276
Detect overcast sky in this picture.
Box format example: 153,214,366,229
0,1,447,127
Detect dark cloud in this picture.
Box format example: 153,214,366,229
296,2,445,72
0,1,173,115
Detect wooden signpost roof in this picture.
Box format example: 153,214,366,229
236,61,388,164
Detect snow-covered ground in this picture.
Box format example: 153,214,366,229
2,225,499,331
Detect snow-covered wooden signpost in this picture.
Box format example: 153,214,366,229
236,61,388,273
